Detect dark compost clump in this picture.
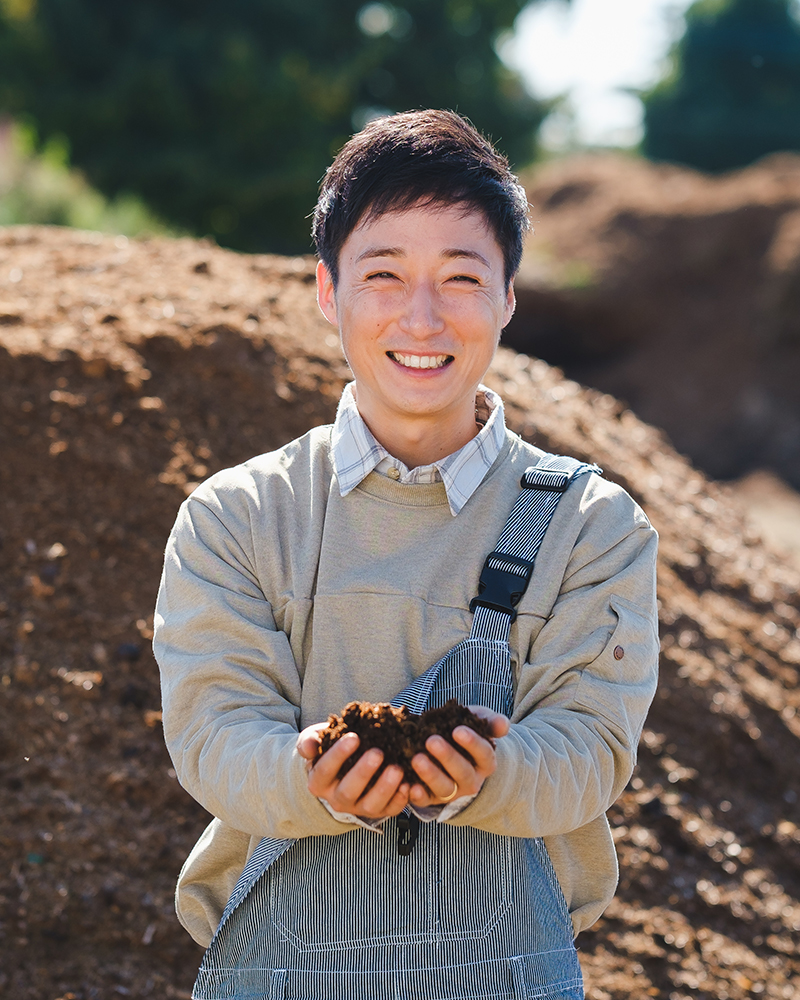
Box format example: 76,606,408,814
315,698,495,788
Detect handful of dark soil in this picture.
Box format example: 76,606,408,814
315,698,495,790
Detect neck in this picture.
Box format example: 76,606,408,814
359,405,480,469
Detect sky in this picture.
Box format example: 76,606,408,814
501,0,696,149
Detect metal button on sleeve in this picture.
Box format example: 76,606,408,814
613,645,625,660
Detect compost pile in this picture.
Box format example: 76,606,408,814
509,152,800,491
0,225,798,1000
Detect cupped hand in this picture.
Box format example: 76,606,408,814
296,722,410,820
408,705,510,809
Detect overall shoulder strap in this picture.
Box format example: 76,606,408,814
469,453,601,641
392,452,602,714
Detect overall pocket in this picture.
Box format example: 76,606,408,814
268,821,437,950
267,819,515,950
434,823,514,939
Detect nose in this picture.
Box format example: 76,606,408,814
398,281,445,338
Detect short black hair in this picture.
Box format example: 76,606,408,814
312,109,530,288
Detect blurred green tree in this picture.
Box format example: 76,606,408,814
642,0,800,172
0,0,550,253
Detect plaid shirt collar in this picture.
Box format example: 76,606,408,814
330,382,506,516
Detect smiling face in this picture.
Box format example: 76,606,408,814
316,202,515,466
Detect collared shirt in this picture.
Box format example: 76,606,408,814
330,381,507,516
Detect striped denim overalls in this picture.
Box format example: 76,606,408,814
192,455,598,1000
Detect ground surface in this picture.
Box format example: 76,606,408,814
1,225,799,1000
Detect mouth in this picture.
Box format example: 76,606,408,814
387,351,453,370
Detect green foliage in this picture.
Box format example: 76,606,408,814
642,0,800,172
0,0,548,253
0,119,176,233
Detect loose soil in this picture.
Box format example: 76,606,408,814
1,226,799,1000
316,700,495,788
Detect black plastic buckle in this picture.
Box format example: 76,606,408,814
521,473,569,492
397,812,420,856
469,551,534,623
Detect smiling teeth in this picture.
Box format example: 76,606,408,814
390,352,451,369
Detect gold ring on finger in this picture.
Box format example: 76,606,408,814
440,780,458,803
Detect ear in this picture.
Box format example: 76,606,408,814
501,280,516,329
316,260,338,327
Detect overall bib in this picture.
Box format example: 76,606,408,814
192,455,598,1000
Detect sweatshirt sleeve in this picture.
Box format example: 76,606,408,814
153,489,357,841
449,482,659,839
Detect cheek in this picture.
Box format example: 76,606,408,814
351,290,396,326
451,300,503,340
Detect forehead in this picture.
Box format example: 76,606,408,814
341,201,503,264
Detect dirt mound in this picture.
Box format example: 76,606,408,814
508,152,800,491
730,470,800,570
1,226,798,1000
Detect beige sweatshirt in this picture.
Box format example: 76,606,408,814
154,425,659,947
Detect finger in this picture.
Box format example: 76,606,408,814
409,781,435,808
296,722,327,760
355,766,408,817
410,747,464,798
421,734,478,785
466,705,510,738
489,716,510,738
407,773,457,808
451,727,498,776
308,732,360,790
383,782,411,817
325,755,409,818
333,747,386,803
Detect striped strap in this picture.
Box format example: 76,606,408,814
391,453,601,704
468,454,601,643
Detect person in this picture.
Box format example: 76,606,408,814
154,109,659,1000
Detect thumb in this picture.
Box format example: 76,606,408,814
467,705,510,738
296,722,326,760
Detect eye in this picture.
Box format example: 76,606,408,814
449,274,480,284
366,270,398,280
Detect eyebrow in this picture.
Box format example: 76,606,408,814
355,246,404,263
355,246,491,268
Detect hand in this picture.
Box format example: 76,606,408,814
408,706,510,809
296,723,411,820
